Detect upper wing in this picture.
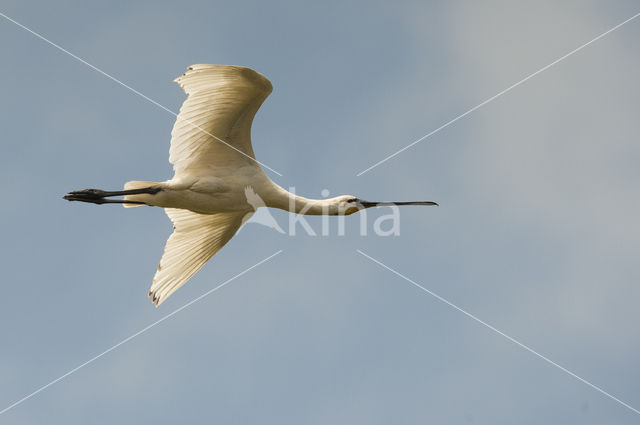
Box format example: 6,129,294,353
149,208,246,306
169,64,273,176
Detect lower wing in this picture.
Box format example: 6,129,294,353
149,208,246,306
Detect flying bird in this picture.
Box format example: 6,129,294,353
65,65,437,306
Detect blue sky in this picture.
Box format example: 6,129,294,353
1,1,639,423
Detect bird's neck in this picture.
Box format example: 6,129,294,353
265,184,337,215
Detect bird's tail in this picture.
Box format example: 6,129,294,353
123,181,161,207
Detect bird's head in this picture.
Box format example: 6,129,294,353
333,195,438,215
333,195,361,215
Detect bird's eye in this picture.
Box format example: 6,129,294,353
348,198,358,203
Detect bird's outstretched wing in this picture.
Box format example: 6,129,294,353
149,208,245,306
170,64,273,176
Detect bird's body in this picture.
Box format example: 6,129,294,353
124,168,271,214
65,64,437,305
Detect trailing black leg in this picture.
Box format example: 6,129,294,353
63,187,161,205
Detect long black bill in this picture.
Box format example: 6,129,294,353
357,200,438,208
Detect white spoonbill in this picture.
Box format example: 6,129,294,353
65,64,437,306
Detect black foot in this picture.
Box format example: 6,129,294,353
64,189,111,204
